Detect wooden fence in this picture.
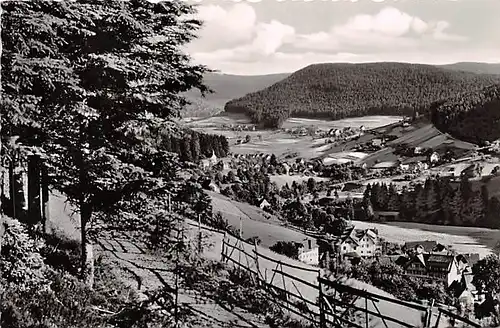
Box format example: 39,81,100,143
219,231,482,328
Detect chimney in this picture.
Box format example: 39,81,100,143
308,239,312,250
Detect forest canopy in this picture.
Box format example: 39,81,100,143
224,62,500,128
431,83,500,144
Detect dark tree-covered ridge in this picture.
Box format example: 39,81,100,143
224,62,500,128
431,83,500,144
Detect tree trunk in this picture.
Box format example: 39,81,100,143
78,143,94,288
28,155,42,226
22,169,28,212
80,201,94,288
41,164,50,234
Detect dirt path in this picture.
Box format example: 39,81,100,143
47,192,269,328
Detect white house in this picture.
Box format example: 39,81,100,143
208,182,220,193
282,163,290,175
298,238,319,265
258,198,271,209
371,139,383,147
209,151,218,165
399,163,410,171
201,151,218,169
405,253,462,287
338,228,382,259
429,152,440,164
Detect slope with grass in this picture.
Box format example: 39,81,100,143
225,62,500,128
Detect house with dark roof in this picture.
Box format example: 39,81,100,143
335,227,382,259
403,240,450,254
404,253,462,287
373,211,400,222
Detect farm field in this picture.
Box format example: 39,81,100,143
323,151,369,165
281,115,403,130
188,114,405,159
352,220,495,258
387,123,476,150
429,159,500,178
209,188,496,259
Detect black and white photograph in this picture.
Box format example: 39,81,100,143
1,0,500,327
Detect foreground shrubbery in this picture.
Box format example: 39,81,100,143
0,216,192,328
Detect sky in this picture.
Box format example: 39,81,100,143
183,0,500,75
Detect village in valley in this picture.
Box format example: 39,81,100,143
184,110,500,325
3,2,500,328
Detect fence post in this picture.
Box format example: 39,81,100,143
434,309,442,328
318,275,325,328
254,240,260,285
365,296,369,328
221,232,226,262
238,217,242,267
198,213,202,253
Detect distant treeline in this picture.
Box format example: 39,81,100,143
431,83,500,144
225,62,500,128
364,177,500,229
161,130,229,162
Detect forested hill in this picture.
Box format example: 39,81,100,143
439,62,500,75
431,83,500,144
224,62,500,128
182,72,289,118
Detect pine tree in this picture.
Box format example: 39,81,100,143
191,132,201,163
387,183,400,211
2,0,211,282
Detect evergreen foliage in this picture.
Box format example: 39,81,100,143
431,83,500,144
363,177,500,228
225,62,500,128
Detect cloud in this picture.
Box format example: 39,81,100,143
294,7,465,53
432,21,467,41
187,4,474,75
187,3,296,61
189,3,257,51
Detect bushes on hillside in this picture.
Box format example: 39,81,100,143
270,241,303,260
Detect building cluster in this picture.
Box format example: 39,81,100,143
296,226,483,306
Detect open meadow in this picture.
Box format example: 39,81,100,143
281,116,403,130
